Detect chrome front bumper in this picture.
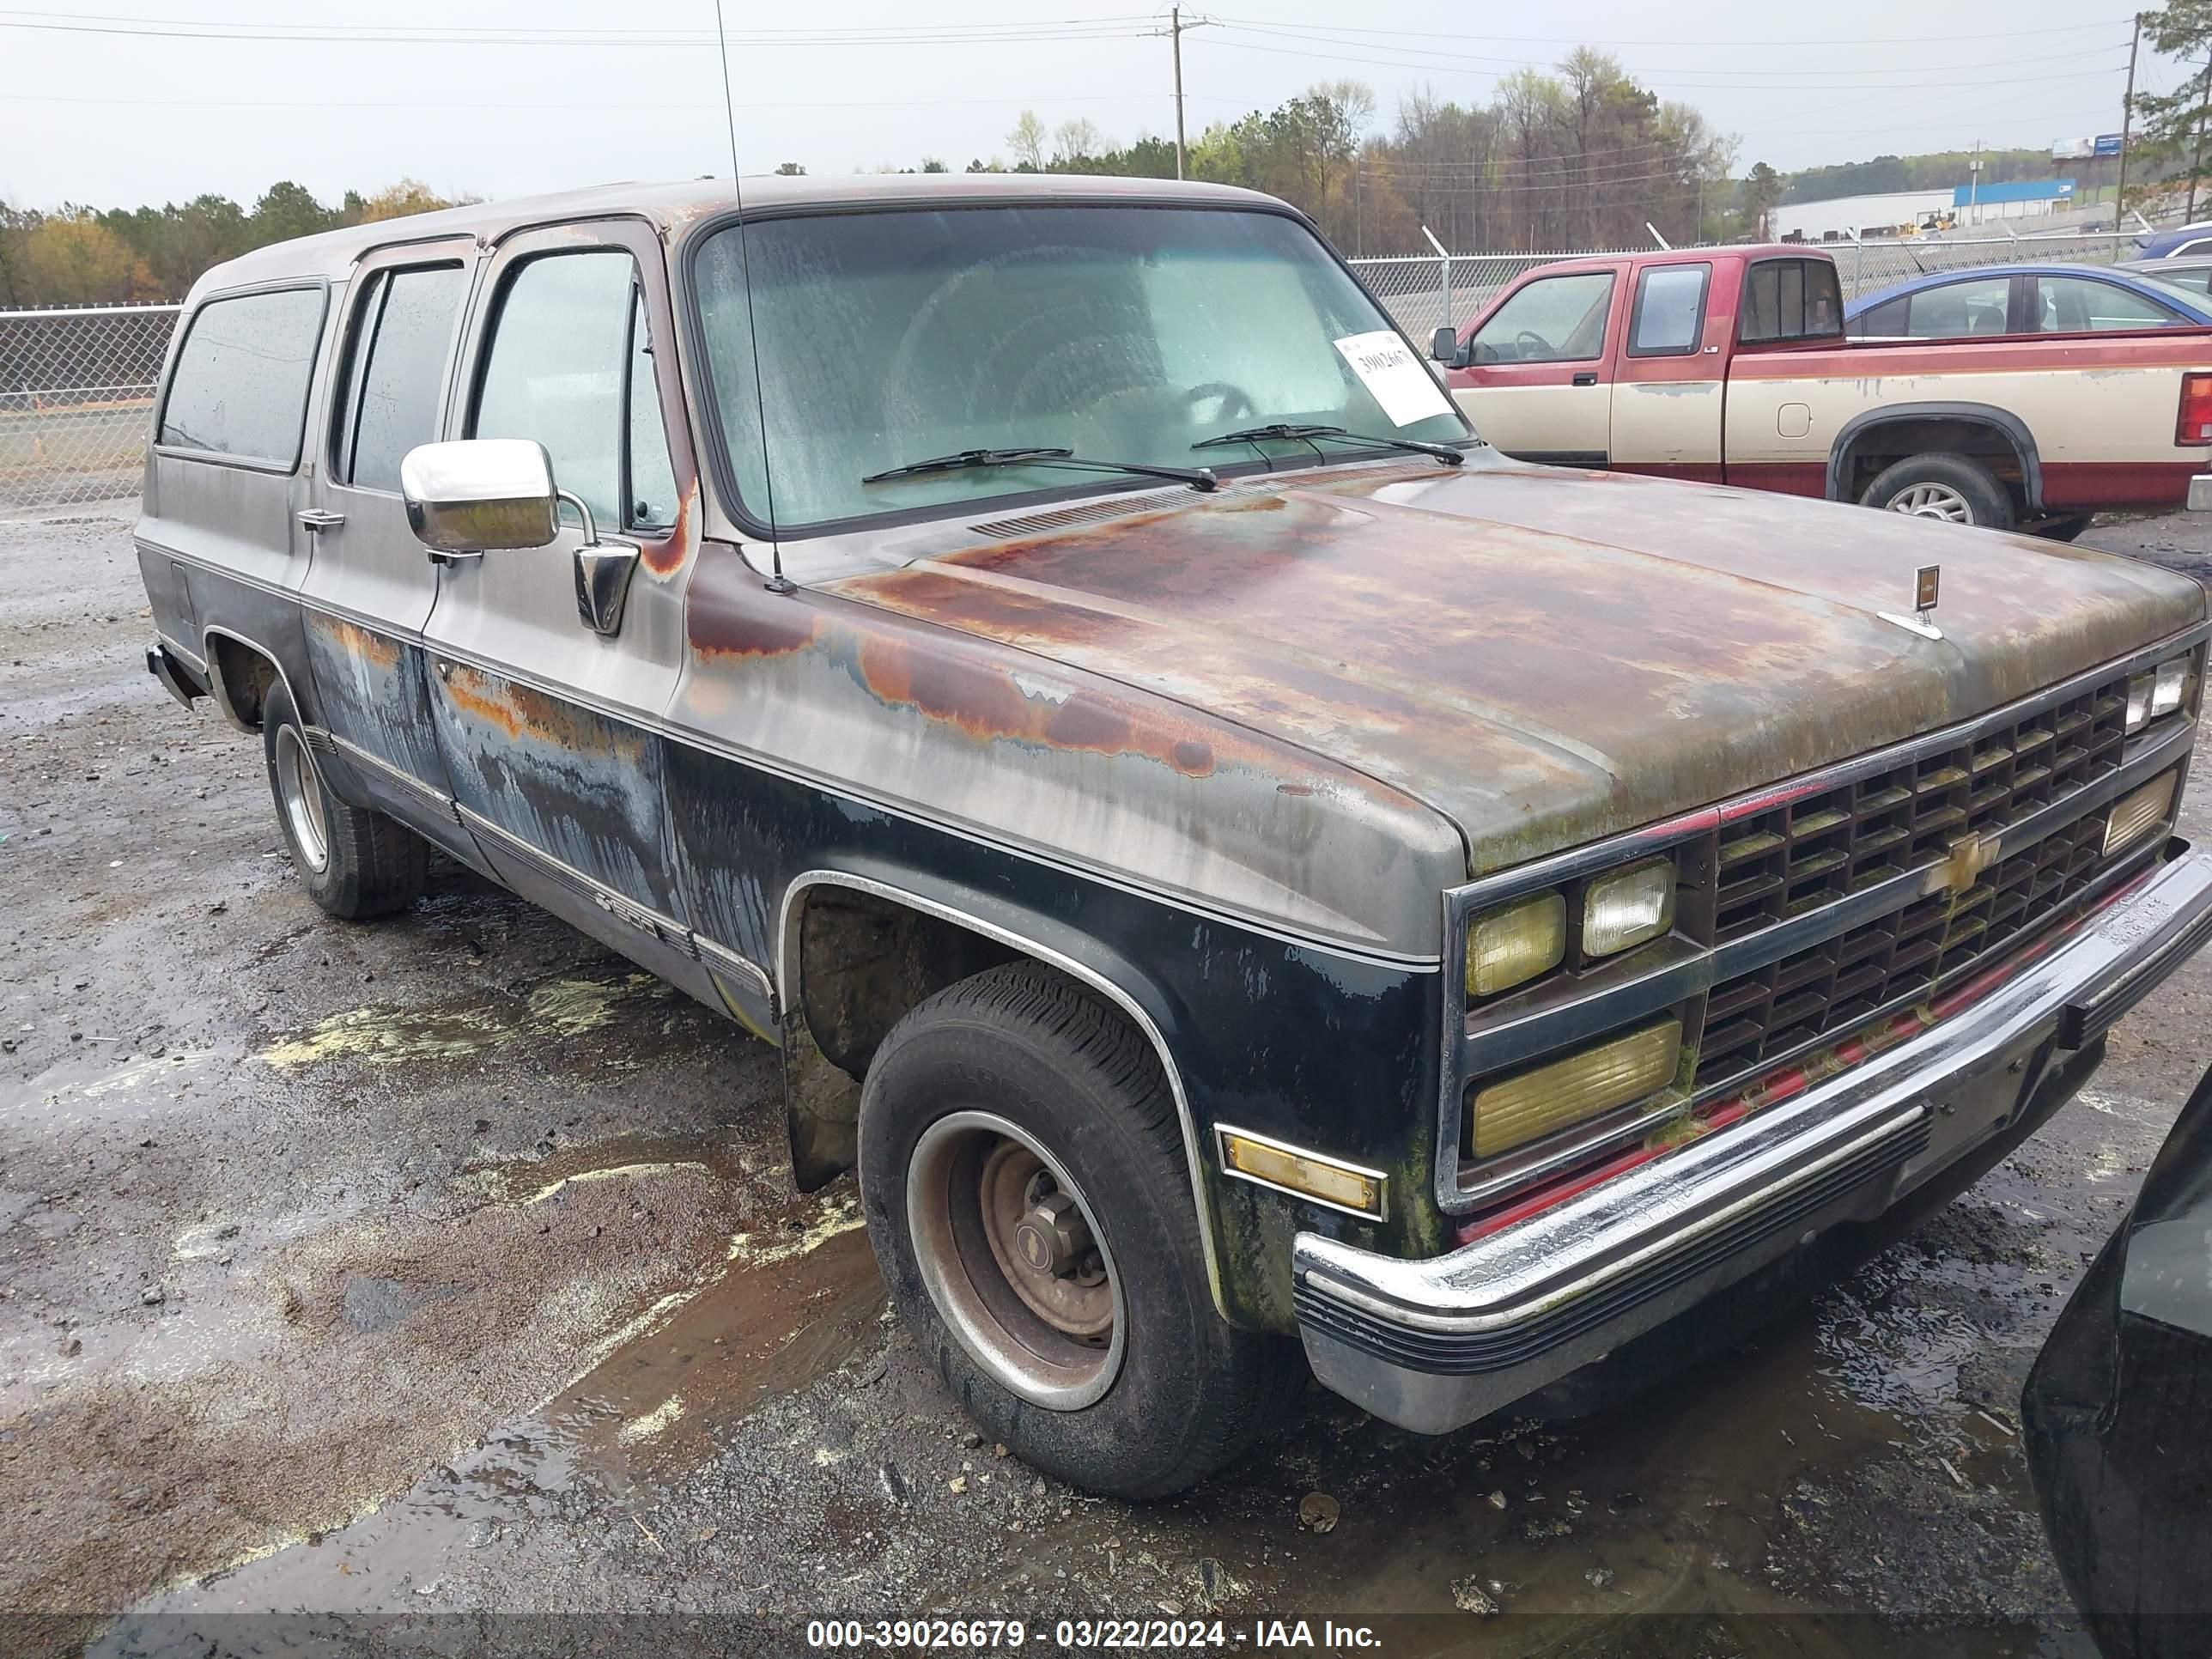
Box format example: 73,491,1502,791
1293,843,2212,1435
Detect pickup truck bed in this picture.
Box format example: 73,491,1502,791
1443,244,2212,530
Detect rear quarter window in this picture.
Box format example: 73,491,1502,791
158,285,326,467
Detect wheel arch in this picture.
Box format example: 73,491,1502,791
775,864,1230,1319
201,623,306,736
1826,401,2044,513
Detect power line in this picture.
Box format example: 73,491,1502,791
1208,12,2140,48
1196,33,2136,94
1214,20,2129,79
0,12,1158,46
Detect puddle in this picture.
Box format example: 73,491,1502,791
257,971,678,1071
105,1185,883,1625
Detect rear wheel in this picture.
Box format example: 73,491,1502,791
261,678,427,919
859,961,1299,1498
1861,452,2016,531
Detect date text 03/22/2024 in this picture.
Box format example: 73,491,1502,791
804,1618,1385,1649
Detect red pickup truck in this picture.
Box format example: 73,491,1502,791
1438,244,2212,535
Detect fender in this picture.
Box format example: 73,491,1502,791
775,861,1230,1319
1826,400,2045,512
201,623,312,737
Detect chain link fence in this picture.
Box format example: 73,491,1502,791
0,303,179,512
0,228,2163,513
1347,229,2146,342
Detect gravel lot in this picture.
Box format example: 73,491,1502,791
4,505,2209,1658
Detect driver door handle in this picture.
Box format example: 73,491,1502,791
1571,372,1599,386
296,508,346,532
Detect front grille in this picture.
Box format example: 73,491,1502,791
1692,672,2133,1092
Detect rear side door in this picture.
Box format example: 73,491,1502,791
1607,260,1724,482
298,240,481,843
419,218,715,994
1448,266,1621,464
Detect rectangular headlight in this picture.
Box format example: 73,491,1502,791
2153,655,2191,720
2104,770,2177,856
1583,857,1677,957
1466,891,1566,999
1470,1018,1682,1158
2126,672,2153,734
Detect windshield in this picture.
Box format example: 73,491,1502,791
690,204,1468,530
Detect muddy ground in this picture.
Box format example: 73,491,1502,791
4,507,2210,1659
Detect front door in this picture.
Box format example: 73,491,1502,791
1447,265,1620,465
419,218,716,999
298,240,482,849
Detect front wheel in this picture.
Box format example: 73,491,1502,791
858,961,1298,1498
1860,452,2016,530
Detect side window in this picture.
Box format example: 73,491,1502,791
1740,259,1844,344
1850,297,1908,338
1469,271,1616,365
1626,264,1709,357
2033,276,2185,333
158,286,325,465
1901,277,2011,338
333,263,468,492
473,250,678,535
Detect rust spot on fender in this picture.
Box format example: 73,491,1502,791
314,615,400,671
442,665,638,757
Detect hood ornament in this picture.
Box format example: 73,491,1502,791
1880,563,1944,641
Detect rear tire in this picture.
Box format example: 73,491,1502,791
1861,452,2016,530
261,678,428,920
858,960,1300,1498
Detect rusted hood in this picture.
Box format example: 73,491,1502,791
830,460,2205,876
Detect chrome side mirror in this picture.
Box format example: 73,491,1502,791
399,439,561,556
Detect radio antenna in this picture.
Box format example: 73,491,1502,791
712,0,792,592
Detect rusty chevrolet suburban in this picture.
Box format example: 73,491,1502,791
135,174,2212,1498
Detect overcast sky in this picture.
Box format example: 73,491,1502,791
0,2,2190,213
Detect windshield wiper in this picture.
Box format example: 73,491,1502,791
1191,423,1465,465
862,446,1217,491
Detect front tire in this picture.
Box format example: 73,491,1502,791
261,679,427,919
1860,452,2016,530
859,961,1297,1498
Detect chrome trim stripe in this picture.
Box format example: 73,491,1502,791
453,804,773,997
789,868,1228,1317
1214,1121,1389,1222
148,539,1434,972
326,731,457,819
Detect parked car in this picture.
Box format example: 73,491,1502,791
137,177,2212,1498
2135,220,2212,260
1846,262,2212,337
1440,245,2212,535
2120,253,2212,297
2025,1060,2212,1658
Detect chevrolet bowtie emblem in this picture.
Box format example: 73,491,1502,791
1880,563,1944,641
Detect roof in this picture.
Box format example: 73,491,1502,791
1844,262,2212,322
191,172,1289,295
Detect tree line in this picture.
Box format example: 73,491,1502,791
0,179,470,308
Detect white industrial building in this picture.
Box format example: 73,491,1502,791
1771,179,2079,242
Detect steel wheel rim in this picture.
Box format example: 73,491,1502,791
907,1109,1126,1410
274,725,330,873
1888,481,1972,522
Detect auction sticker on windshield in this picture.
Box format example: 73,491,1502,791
1333,330,1454,428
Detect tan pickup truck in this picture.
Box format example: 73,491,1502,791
1441,244,2212,537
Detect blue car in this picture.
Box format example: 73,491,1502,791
1844,262,2212,338
2136,221,2212,260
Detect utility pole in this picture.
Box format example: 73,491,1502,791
2117,12,2142,234
1968,139,1981,225
1164,9,1214,181
2190,45,2212,222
